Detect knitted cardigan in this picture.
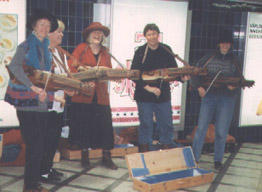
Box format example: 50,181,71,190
68,43,112,105
5,34,54,108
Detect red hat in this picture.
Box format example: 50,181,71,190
82,22,110,40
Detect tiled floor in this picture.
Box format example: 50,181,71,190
0,143,262,192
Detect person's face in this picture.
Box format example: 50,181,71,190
33,18,51,40
49,28,64,46
219,42,231,55
145,30,159,47
87,30,104,45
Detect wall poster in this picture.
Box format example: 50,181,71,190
109,0,189,127
240,12,262,127
0,0,26,127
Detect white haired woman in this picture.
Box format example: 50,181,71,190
68,22,117,170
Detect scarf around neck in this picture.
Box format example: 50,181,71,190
25,33,52,71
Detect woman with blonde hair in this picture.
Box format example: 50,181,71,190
38,19,75,184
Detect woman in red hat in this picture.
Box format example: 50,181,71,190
68,22,117,170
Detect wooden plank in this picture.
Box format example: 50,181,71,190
53,151,60,163
62,146,138,160
0,134,2,159
133,172,214,192
111,146,138,157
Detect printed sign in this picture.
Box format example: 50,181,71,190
109,0,188,127
0,0,26,127
240,12,262,126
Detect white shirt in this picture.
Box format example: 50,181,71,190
49,48,69,113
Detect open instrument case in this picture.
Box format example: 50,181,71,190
125,146,214,192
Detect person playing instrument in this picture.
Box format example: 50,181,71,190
68,22,117,170
190,29,241,170
4,9,58,192
38,19,75,184
131,23,189,152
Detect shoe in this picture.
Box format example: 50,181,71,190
214,161,223,170
139,144,149,152
195,161,200,168
81,149,90,168
23,184,49,192
50,168,63,177
160,144,172,150
102,150,118,170
40,170,62,184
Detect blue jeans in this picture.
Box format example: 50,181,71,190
137,101,174,145
192,93,237,162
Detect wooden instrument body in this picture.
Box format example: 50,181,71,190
200,76,255,88
8,65,92,96
72,67,141,81
30,70,92,95
142,66,208,82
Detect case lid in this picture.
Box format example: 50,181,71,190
0,134,3,159
125,147,196,178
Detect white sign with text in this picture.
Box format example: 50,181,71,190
109,0,188,126
240,12,262,126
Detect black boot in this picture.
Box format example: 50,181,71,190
214,161,223,170
81,149,90,168
160,144,172,150
102,150,118,170
139,144,149,152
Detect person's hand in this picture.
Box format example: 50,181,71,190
30,85,47,102
227,85,237,90
77,66,90,72
144,85,161,97
71,57,79,68
54,95,65,107
64,89,76,96
85,81,95,88
198,87,206,98
181,75,191,82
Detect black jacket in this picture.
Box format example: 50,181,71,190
131,43,178,103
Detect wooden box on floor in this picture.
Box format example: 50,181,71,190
0,134,3,159
125,146,214,192
53,151,61,163
61,149,102,160
111,144,138,157
61,144,138,160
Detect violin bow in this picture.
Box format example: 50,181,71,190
204,70,222,96
160,44,190,67
43,67,52,92
106,50,125,69
52,51,74,78
56,46,87,70
59,45,126,70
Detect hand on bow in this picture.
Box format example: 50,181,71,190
30,85,47,102
181,75,191,82
64,89,76,97
144,85,161,97
227,85,237,90
198,86,206,98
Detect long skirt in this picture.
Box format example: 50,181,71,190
69,102,114,150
